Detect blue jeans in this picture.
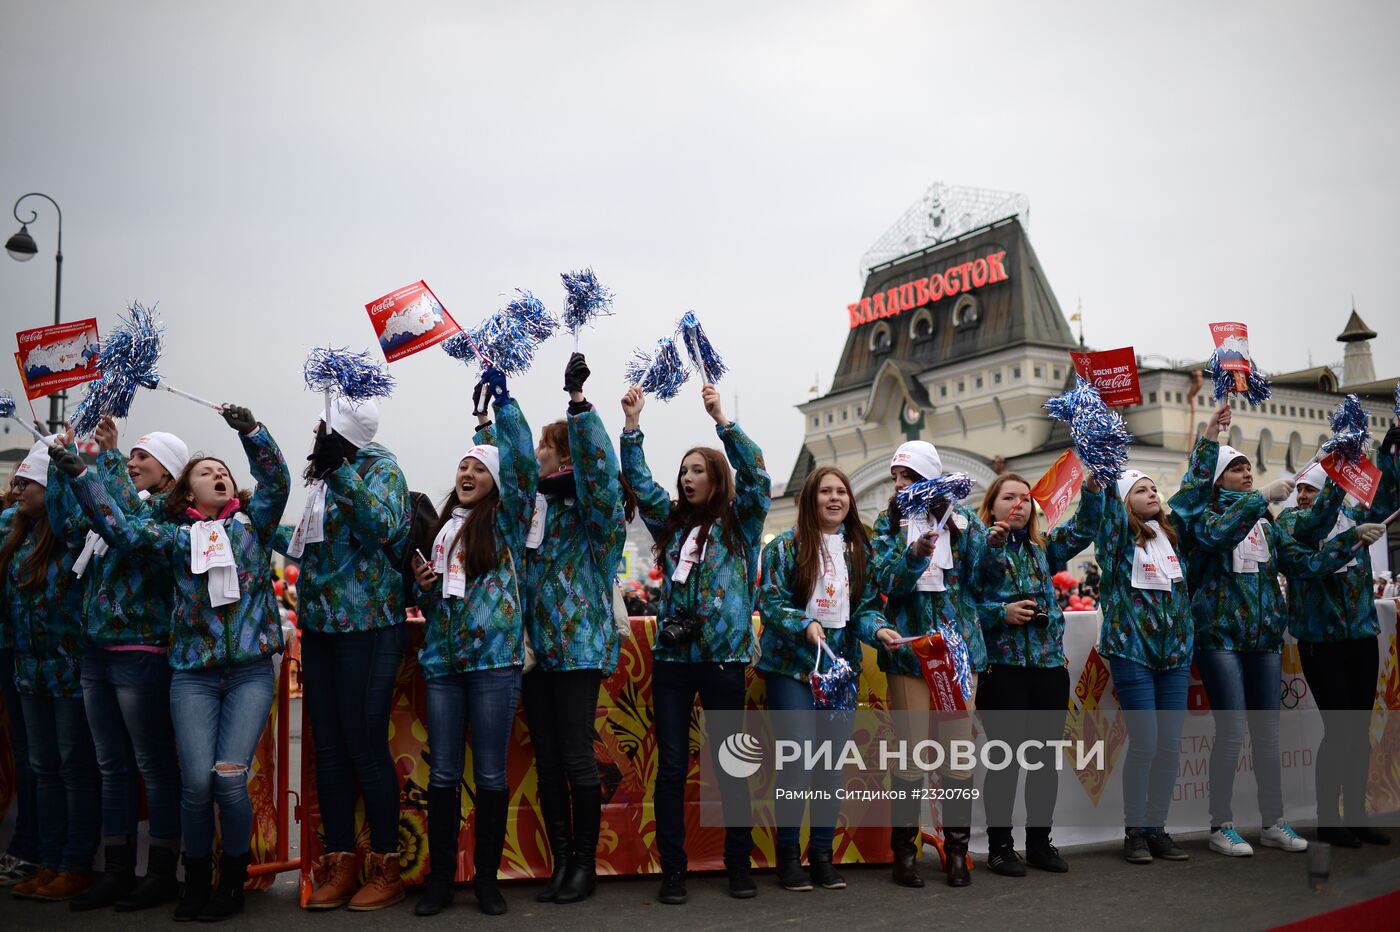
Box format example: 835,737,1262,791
81,649,182,844
764,671,850,854
424,667,521,790
1107,657,1189,832
0,648,40,863
302,625,407,853
169,660,276,858
1195,649,1283,827
21,694,101,871
653,660,753,874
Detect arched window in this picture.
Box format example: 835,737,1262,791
953,295,980,328
868,321,893,354
909,308,934,341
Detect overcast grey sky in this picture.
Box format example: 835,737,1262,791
3,1,1397,515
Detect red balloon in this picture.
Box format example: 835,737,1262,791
284,564,300,585
273,580,285,597
648,566,662,581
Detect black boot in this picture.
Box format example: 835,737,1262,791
889,776,924,888
941,776,973,888
414,785,461,917
71,842,137,911
775,844,812,892
117,843,181,911
173,855,212,922
473,787,509,916
808,848,846,890
534,779,572,903
196,852,248,921
554,784,600,904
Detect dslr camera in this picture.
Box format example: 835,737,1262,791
1015,594,1051,629
658,609,703,650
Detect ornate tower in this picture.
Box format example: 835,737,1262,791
1337,308,1377,387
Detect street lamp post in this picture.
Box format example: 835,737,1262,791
6,192,64,433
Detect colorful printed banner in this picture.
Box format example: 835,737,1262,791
15,318,101,399
1031,449,1084,529
366,281,460,363
1321,451,1383,507
1068,346,1141,407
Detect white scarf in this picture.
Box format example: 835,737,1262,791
526,493,548,550
1232,519,1272,574
671,526,706,584
907,513,955,592
190,517,240,607
74,489,150,578
287,479,327,559
432,507,470,598
1131,520,1183,591
805,532,850,628
1323,510,1358,573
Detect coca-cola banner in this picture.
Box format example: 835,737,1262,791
16,317,102,399
1208,321,1252,374
366,280,461,363
1068,346,1141,407
1031,449,1084,529
1320,451,1382,508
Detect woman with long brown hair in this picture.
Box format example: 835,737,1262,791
619,381,770,906
757,466,899,892
972,470,1100,876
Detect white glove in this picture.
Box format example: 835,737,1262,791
1357,523,1386,547
1261,477,1296,504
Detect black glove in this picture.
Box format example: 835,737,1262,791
50,445,86,478
308,426,357,478
472,379,489,417
221,405,258,434
563,352,590,394
1381,425,1400,458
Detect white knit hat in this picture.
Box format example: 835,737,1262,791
890,441,941,481
462,444,501,491
15,439,55,488
1117,469,1151,500
132,431,190,481
1213,444,1249,485
1295,463,1327,491
320,397,379,450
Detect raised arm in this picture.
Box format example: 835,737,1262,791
492,396,538,558
1194,491,1269,552
1269,520,1362,579
718,421,772,553
569,407,626,578
1283,479,1345,546
45,459,91,548
69,468,175,555
235,418,292,547
1046,483,1104,570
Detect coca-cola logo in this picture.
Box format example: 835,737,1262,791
1340,462,1375,491
370,297,396,314
1100,372,1134,389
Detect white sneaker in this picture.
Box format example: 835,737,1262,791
1259,820,1308,852
1209,823,1254,857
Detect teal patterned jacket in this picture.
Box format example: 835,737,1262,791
1278,450,1399,642
621,421,771,665
1094,484,1194,671
507,408,625,673
870,504,1004,678
756,527,893,681
417,398,535,679
974,486,1103,669
5,473,86,696
47,449,177,648
275,442,410,634
72,426,290,671
0,505,13,651
1172,439,1361,653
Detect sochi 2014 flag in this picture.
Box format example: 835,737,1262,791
1031,449,1085,529
366,281,460,363
16,318,101,399
1321,451,1382,508
1069,347,1141,407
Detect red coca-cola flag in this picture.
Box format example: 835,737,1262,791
1320,452,1382,508
16,318,102,399
1208,320,1255,394
366,281,461,363
1031,449,1085,529
1069,346,1141,407
909,633,967,711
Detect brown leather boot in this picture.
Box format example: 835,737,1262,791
31,870,94,901
305,851,359,910
348,852,405,911
12,868,58,899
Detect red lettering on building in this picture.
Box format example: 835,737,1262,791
847,249,1009,329
971,258,988,288
898,282,915,311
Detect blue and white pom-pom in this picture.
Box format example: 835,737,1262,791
1206,349,1271,405
101,301,166,404
303,347,396,402
68,376,113,437
504,289,558,344
940,623,974,702
444,313,534,376
676,311,728,384
0,389,16,422
896,472,973,517
560,268,614,335
811,648,858,712
625,337,691,401
1045,376,1132,487
1329,393,1369,435
1321,429,1369,464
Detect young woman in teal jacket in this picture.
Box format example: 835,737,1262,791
408,372,535,919
620,382,771,906
59,405,289,922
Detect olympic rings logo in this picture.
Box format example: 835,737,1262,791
1279,677,1308,710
